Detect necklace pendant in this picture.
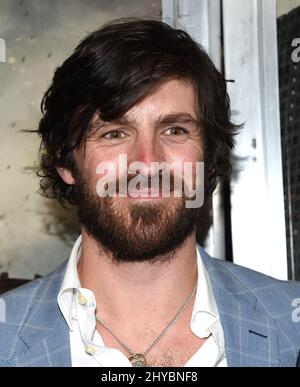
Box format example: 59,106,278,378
129,353,147,367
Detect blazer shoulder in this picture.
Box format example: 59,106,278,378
218,258,300,289
0,259,67,303
0,261,67,364
206,254,300,317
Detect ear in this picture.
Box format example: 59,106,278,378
56,166,75,185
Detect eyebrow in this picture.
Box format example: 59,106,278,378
95,112,200,130
156,113,200,127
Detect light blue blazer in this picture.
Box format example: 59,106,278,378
0,247,300,367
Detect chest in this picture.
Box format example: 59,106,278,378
98,325,208,367
144,335,208,367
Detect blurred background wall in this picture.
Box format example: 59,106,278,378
0,0,161,279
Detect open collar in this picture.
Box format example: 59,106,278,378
15,242,280,367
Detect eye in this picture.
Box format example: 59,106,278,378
102,130,127,139
164,127,188,136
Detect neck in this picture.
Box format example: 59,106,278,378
77,228,198,326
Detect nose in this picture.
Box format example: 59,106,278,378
129,134,165,176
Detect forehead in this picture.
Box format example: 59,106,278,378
90,78,199,130
128,78,198,119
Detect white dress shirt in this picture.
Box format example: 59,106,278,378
57,235,227,367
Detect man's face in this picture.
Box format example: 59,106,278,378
67,79,204,263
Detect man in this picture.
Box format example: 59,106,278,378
0,18,300,368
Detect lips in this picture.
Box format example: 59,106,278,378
127,189,173,198
129,191,162,198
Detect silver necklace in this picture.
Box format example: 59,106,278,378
95,283,197,367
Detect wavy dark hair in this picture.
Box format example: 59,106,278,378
37,18,239,206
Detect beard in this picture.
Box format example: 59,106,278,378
74,170,200,264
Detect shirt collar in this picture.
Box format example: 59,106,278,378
190,245,220,338
57,235,220,338
57,235,83,331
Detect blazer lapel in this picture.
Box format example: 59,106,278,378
200,248,279,367
15,262,71,367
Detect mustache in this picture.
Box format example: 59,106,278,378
106,170,187,194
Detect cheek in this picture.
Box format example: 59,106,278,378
72,155,99,195
78,154,99,182
165,146,202,165
164,148,202,187
85,154,124,194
